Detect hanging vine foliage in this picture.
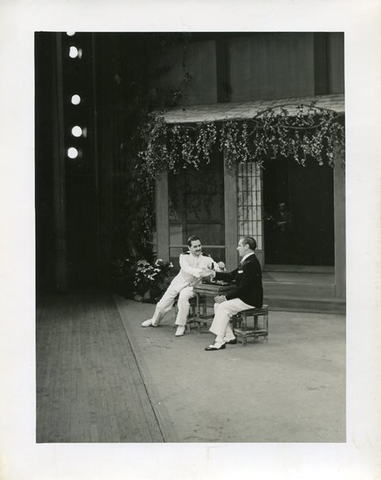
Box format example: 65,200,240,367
137,102,345,182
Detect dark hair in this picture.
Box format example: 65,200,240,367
186,235,201,247
242,236,257,250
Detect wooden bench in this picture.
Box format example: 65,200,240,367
232,305,269,346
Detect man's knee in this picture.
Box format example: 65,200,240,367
178,288,194,302
219,301,231,312
218,300,237,317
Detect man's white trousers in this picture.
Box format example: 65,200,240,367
151,285,196,326
209,298,253,342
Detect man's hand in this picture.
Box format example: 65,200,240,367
217,261,226,271
200,268,214,278
214,295,226,304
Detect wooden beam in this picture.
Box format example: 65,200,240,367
333,144,346,299
224,160,238,269
155,171,170,261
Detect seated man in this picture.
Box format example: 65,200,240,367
141,235,225,337
204,236,263,351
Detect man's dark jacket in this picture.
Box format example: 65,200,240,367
215,253,263,308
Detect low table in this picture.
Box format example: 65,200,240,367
190,283,269,346
189,282,235,331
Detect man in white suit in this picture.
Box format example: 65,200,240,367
141,235,224,336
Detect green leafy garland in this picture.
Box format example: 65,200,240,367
137,102,345,181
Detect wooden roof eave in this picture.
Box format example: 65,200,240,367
155,93,345,126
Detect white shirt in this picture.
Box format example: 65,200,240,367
170,253,221,292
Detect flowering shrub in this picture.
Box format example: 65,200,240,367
133,258,173,302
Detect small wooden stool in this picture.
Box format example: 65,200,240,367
232,305,269,346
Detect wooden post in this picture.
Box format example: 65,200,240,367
224,160,238,270
52,33,68,293
333,143,346,299
155,170,170,261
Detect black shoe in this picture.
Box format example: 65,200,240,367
205,343,226,351
225,337,237,345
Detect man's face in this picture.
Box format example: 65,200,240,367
236,239,248,258
189,240,202,256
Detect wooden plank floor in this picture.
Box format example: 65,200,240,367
36,289,164,442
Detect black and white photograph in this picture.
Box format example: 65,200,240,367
35,31,346,444
1,1,380,479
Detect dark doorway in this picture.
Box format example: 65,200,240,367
263,157,334,267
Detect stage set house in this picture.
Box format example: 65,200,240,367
150,33,345,313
